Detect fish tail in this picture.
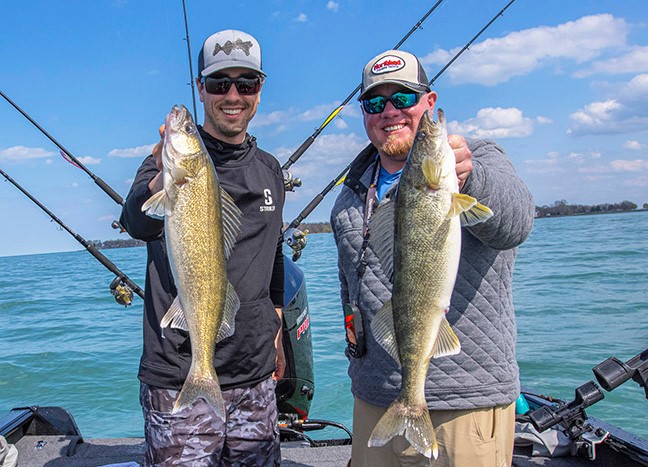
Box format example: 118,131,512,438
368,400,438,459
172,372,226,419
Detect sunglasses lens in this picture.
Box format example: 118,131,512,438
234,77,261,95
362,92,420,114
362,96,386,114
204,76,261,95
205,77,232,95
391,92,419,109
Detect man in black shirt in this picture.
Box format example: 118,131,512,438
120,29,285,466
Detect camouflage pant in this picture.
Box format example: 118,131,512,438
140,378,280,466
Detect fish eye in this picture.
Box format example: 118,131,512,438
183,123,195,134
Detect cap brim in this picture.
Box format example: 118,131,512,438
201,61,266,78
358,80,429,100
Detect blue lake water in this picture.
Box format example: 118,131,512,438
0,211,646,440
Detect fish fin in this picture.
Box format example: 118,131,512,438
220,187,243,260
141,189,171,219
160,296,189,332
368,198,396,281
169,165,190,182
370,300,400,365
172,372,226,419
368,400,438,459
447,193,477,219
431,315,461,359
460,201,493,227
216,282,240,342
422,156,442,189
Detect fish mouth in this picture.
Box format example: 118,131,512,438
167,105,190,131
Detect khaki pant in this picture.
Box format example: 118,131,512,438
350,398,515,467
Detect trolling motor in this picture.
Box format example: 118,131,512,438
528,348,648,460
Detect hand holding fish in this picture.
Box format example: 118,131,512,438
449,134,472,189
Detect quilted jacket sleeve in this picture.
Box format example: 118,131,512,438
462,139,535,250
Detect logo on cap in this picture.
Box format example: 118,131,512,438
372,55,405,74
213,38,253,56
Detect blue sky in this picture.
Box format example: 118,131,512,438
1,0,647,257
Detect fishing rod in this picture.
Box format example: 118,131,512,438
284,0,518,260
0,168,144,306
429,0,516,85
0,90,125,210
280,0,446,182
181,0,198,118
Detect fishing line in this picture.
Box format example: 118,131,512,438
181,0,198,118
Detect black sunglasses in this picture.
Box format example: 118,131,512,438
361,91,422,114
203,75,262,96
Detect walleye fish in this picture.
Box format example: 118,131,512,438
142,105,242,417
367,109,492,458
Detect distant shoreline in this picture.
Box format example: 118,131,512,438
535,208,647,219
90,222,333,250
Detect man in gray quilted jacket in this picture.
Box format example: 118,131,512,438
330,49,535,467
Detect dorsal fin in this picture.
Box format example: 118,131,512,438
368,197,396,281
220,187,243,260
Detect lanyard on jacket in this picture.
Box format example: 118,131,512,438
356,157,381,278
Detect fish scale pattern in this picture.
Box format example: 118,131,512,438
331,139,535,410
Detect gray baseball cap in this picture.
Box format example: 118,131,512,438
358,50,430,100
198,29,265,78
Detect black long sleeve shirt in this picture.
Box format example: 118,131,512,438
120,127,285,390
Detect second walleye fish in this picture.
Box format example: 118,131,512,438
142,105,242,417
367,109,492,458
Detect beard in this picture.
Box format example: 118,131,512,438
379,133,414,160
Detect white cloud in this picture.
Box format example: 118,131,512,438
568,74,648,135
624,140,645,150
447,107,533,139
0,146,56,161
536,116,553,125
295,13,307,22
420,14,627,86
251,109,294,129
575,45,648,77
252,101,360,132
108,144,156,158
623,176,648,187
610,159,648,172
525,150,604,175
327,1,339,12
76,156,101,165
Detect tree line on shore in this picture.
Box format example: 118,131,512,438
90,222,333,250
534,200,646,218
